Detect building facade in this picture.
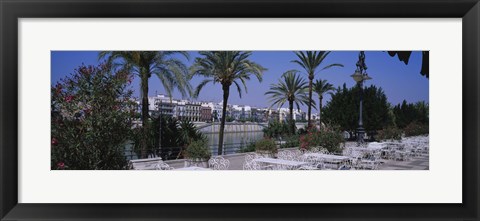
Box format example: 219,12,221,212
145,95,302,123
201,106,212,122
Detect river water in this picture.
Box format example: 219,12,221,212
124,131,265,159
206,131,264,155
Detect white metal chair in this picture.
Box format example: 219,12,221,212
208,156,230,170
278,150,296,161
154,162,174,170
358,155,380,170
243,153,274,170
129,157,164,170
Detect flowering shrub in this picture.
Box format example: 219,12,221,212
51,63,136,170
255,138,278,154
376,127,403,141
299,131,315,150
404,121,429,137
299,126,344,153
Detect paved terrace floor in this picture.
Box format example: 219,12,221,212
164,149,429,170
377,155,429,170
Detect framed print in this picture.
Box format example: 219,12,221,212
1,0,479,220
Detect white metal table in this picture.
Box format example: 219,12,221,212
304,153,350,161
350,145,385,154
303,153,351,169
253,158,308,169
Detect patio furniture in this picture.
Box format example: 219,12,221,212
277,150,295,161
303,153,351,169
153,162,174,170
278,149,305,161
298,154,325,169
243,153,274,170
338,162,356,170
128,157,165,170
309,147,328,153
349,144,384,156
358,153,380,170
253,157,308,170
208,156,230,170
297,162,324,170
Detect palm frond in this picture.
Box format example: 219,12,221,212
193,79,213,98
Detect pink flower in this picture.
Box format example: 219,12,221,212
65,95,74,103
51,138,58,146
57,162,65,169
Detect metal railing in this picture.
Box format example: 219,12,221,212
124,141,278,161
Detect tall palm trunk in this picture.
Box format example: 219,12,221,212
140,71,149,158
318,96,323,130
289,100,295,135
307,74,314,128
158,114,162,154
218,84,230,155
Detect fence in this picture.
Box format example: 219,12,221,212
124,141,276,161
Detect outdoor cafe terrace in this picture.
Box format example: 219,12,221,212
128,135,429,171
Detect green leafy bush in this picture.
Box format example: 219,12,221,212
323,84,394,132
255,138,278,154
184,139,211,160
404,121,429,137
300,126,344,153
132,116,206,160
393,100,429,129
376,127,403,141
238,141,256,153
280,134,300,148
262,120,291,139
51,64,136,170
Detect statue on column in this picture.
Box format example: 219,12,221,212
356,51,368,72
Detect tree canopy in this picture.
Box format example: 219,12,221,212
392,100,429,128
322,84,394,134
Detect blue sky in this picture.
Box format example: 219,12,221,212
51,51,428,112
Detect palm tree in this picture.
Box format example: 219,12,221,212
265,71,310,134
190,51,266,155
99,51,191,158
291,51,343,128
313,79,335,130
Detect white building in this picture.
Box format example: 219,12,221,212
148,94,175,117
276,107,304,121
173,100,202,122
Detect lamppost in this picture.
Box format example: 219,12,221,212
351,51,372,146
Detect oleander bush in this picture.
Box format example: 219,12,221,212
51,63,136,170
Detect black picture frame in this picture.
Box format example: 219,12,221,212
1,0,479,220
